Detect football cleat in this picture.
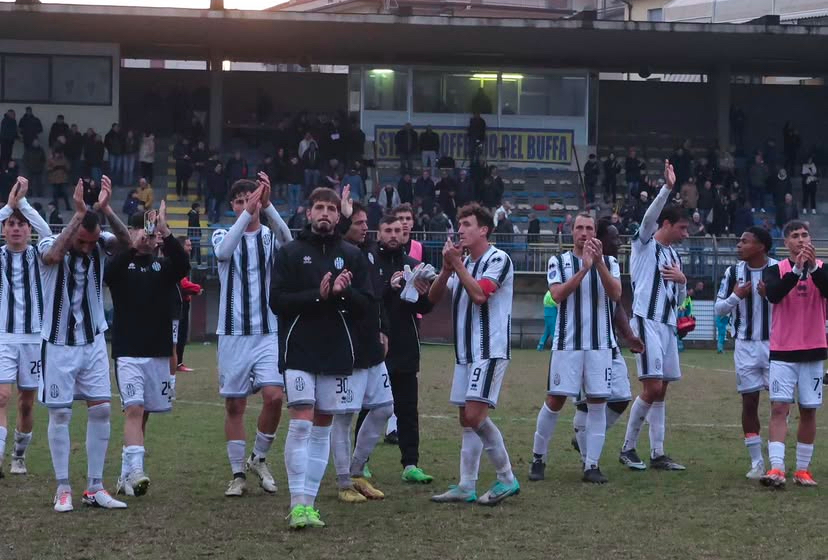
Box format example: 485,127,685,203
477,478,520,506
127,471,151,497
53,490,73,513
82,489,127,509
430,485,478,503
115,476,135,497
402,466,433,484
338,487,368,503
794,470,818,487
650,455,687,471
9,455,27,475
619,449,647,470
352,476,385,500
246,455,277,494
287,505,307,529
528,458,546,481
745,463,765,480
304,506,326,528
224,476,247,497
760,468,786,489
582,466,608,484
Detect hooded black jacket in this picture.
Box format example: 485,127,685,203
270,226,373,375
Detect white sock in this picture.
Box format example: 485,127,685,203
532,403,559,460
459,427,483,491
622,397,652,452
606,406,623,431
351,405,393,477
124,445,145,475
386,414,398,435
475,418,514,484
796,442,814,471
331,413,353,488
573,409,587,463
120,446,129,479
0,426,6,460
86,403,111,492
48,408,72,485
585,402,607,470
647,401,665,459
252,430,276,460
284,419,312,508
304,425,332,507
768,441,785,471
745,434,763,467
227,440,246,475
13,429,32,458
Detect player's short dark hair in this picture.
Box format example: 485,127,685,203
228,179,257,201
191,202,200,210
2,209,29,226
177,235,188,244
457,203,495,238
783,220,809,238
379,214,399,227
745,226,772,253
393,203,414,218
658,204,689,227
81,211,100,232
128,213,144,229
574,211,595,225
351,201,366,218
308,187,341,209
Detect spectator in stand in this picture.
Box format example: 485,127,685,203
123,129,139,186
801,155,818,215
395,123,418,175
478,170,503,211
680,178,699,212
174,136,193,197
689,211,705,236
18,107,42,151
322,161,342,192
188,115,206,144
84,132,105,183
776,192,798,229
456,168,474,207
583,153,600,203
366,196,383,230
435,168,456,204
378,183,401,212
47,201,61,227
343,167,364,202
139,131,155,184
192,140,208,198
603,152,621,202
0,109,17,166
439,186,459,227
420,125,440,179
776,168,792,198
46,149,69,209
65,124,84,184
285,152,303,213
206,161,227,223
104,122,124,184
633,190,650,224
0,160,17,203
731,198,753,236
697,180,714,223
625,148,645,197
122,189,141,220
288,204,308,230
23,138,46,196
429,204,453,234
414,168,436,211
187,203,202,266
225,149,247,187
468,112,486,164
347,119,366,170
271,147,288,199
748,153,769,213
494,209,514,244
527,212,540,244
783,122,801,176
82,177,100,210
557,213,573,244
709,189,730,236
48,115,69,149
397,172,414,204
136,177,154,210
299,133,321,194
672,145,693,186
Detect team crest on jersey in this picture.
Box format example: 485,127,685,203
553,373,561,386
772,380,780,393
654,358,662,372
295,377,306,392
125,384,136,397
219,374,225,388
128,263,136,270
49,384,59,398
340,388,354,404
263,234,271,247
151,262,161,272
334,257,345,270
303,256,312,265
368,253,375,265
491,256,502,264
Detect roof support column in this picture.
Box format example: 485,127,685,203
714,65,731,150
208,55,224,151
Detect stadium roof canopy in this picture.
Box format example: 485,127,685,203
2,3,828,74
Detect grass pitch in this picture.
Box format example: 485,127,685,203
0,345,824,560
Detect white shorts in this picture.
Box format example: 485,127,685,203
735,339,769,394
284,369,358,414
217,334,283,398
39,334,111,408
574,350,632,405
632,317,681,381
549,349,612,399
0,342,41,390
356,362,394,410
172,320,180,345
115,357,173,413
450,359,509,408
769,360,823,408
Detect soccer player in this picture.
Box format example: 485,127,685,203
428,203,519,505
38,176,132,512
0,177,52,477
564,217,644,475
106,202,189,496
760,220,828,488
528,213,621,484
714,227,776,479
212,172,292,497
271,187,372,529
619,162,689,471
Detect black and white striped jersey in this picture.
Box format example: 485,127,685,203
38,231,116,346
547,251,620,351
0,200,53,343
213,208,291,336
449,245,513,365
715,259,777,341
630,185,687,326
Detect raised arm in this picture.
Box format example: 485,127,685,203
258,172,292,245
213,184,263,261
157,201,190,281
637,162,676,243
7,177,52,239
41,180,87,266
97,175,131,253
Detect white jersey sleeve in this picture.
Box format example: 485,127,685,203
481,250,512,287
547,255,562,286
634,185,673,244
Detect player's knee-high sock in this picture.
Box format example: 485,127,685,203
351,405,393,477
459,427,483,492
745,434,763,467
13,430,32,458
532,403,559,460
86,403,111,492
305,425,332,508
284,419,312,508
475,418,515,484
0,426,6,460
226,440,246,476
585,403,607,470
120,446,129,479
331,413,354,488
622,397,652,452
796,442,814,471
647,401,665,459
252,430,276,461
124,445,145,475
768,441,785,471
48,408,72,489
573,409,587,462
